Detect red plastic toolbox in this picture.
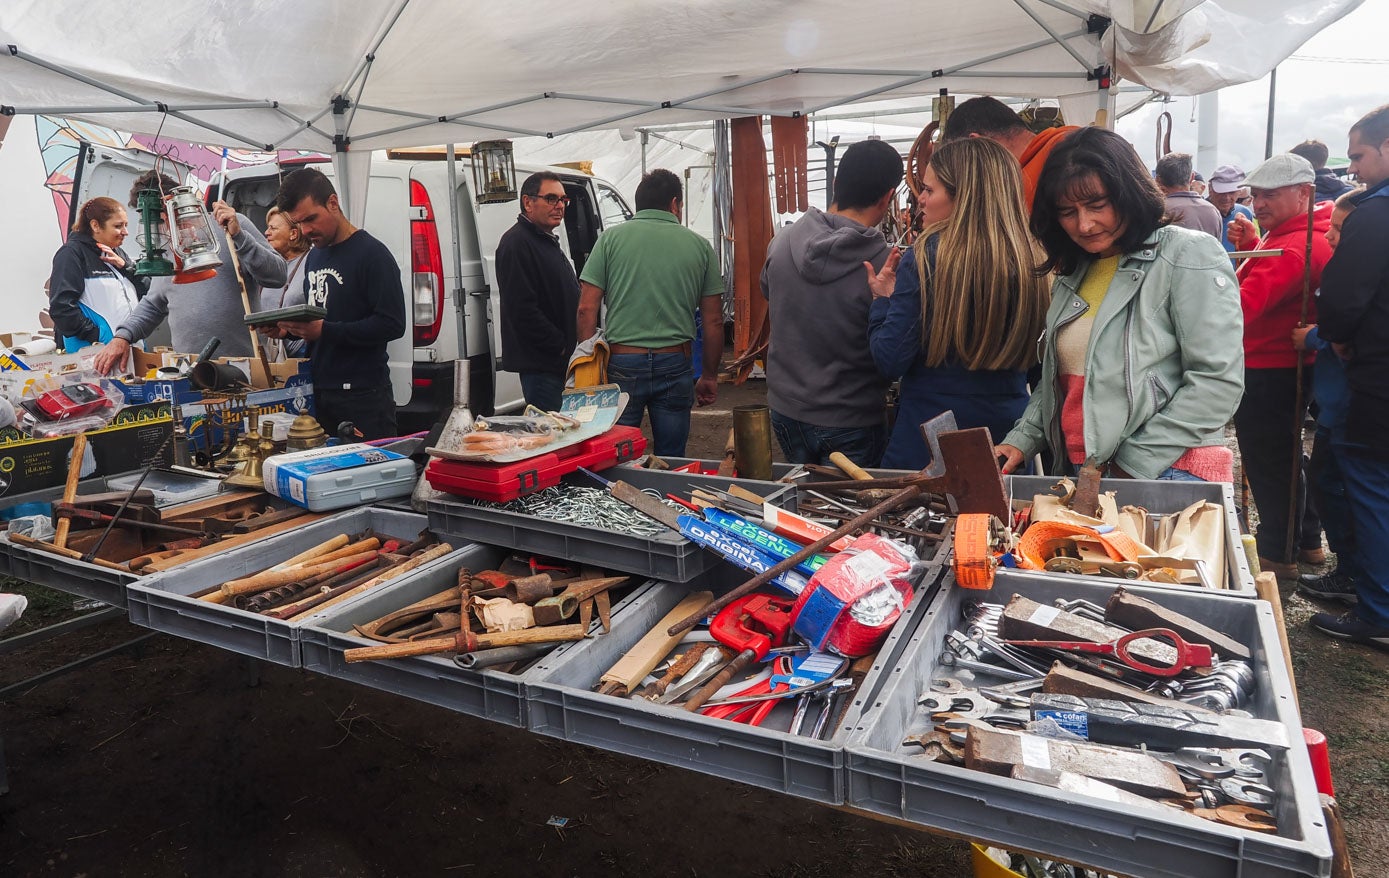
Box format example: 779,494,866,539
425,426,646,502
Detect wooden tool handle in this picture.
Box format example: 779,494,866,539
53,432,88,550
284,542,453,621
667,484,923,636
683,649,753,712
219,550,378,597
828,451,872,481
343,623,586,663
270,533,351,571
1255,572,1298,711
471,623,587,650
344,634,461,663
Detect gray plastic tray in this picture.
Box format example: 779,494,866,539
524,565,945,805
1008,474,1253,594
429,468,795,583
126,507,437,667
844,570,1331,878
0,476,131,605
300,544,657,728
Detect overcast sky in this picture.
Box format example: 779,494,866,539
1114,1,1388,176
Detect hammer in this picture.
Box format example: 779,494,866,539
667,413,1007,637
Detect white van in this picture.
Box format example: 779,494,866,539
75,142,633,431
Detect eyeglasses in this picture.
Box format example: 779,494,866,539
527,193,571,206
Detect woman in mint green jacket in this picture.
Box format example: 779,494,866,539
995,127,1243,481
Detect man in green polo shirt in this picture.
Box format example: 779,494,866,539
577,169,724,456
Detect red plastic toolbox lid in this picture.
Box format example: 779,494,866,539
426,425,645,502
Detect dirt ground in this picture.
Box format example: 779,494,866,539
2,378,1386,877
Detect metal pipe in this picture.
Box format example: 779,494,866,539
732,404,773,481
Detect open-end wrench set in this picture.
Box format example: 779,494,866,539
911,588,1283,834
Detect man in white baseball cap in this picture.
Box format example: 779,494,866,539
1207,164,1254,253
1228,152,1335,577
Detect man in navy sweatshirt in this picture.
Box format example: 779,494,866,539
270,168,406,440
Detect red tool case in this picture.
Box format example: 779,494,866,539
425,425,646,502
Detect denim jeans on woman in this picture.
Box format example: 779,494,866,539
608,351,694,457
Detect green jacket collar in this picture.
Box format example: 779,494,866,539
1056,226,1167,293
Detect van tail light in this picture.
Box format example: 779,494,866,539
410,179,444,346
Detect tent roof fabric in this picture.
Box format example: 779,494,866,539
0,0,1362,151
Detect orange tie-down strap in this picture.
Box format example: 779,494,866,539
1015,520,1145,571
953,513,1003,590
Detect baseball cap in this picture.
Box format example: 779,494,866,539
1208,164,1245,194
1244,153,1315,190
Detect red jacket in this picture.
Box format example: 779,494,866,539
1237,200,1333,368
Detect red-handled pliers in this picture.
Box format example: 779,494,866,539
700,655,794,725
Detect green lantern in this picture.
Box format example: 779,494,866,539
133,188,175,277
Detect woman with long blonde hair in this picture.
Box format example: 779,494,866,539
867,137,1049,468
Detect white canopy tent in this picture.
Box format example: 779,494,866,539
0,0,1363,218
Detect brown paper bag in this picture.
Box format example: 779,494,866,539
1157,500,1227,589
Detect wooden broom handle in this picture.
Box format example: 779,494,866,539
53,433,88,550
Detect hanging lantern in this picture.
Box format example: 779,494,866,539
132,188,175,277
164,185,222,284
470,140,517,204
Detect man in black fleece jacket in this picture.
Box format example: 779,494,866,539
270,167,406,440
495,171,579,411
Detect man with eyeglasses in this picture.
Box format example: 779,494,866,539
577,169,724,457
496,171,580,411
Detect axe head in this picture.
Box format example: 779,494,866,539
917,414,1009,521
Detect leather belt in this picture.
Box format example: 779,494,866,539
609,341,692,356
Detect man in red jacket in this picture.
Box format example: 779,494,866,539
1228,153,1334,577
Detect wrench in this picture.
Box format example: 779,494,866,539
938,651,1035,681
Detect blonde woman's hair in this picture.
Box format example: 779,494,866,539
265,206,309,256
914,137,1048,372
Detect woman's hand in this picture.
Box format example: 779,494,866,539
864,248,902,299
96,244,125,270
994,443,1025,474
1226,213,1257,251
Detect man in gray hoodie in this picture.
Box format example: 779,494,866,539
761,139,903,466
93,172,287,374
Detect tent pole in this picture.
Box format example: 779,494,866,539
1265,68,1278,160
446,144,468,360
1197,91,1219,178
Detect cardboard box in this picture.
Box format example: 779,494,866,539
0,401,174,499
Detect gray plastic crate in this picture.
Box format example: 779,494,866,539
126,507,437,667
300,549,656,728
1007,474,1254,594
0,476,132,604
845,570,1331,878
429,468,795,583
524,565,945,804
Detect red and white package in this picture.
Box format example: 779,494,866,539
790,533,920,657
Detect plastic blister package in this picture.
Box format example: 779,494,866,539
791,533,925,657
16,372,125,437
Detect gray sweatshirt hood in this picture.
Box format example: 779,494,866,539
785,208,887,284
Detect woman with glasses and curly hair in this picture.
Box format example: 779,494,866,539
867,136,1050,469
995,126,1243,482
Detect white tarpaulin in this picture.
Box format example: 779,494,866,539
0,0,1362,153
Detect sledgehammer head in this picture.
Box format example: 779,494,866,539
918,414,1008,521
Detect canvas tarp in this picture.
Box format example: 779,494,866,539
0,0,1363,155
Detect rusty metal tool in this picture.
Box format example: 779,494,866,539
1105,586,1250,661
1003,628,1213,677
80,429,177,563
669,413,1006,636
343,623,587,663
629,642,711,700
53,505,208,538
1029,694,1289,749
1070,460,1105,518
531,576,628,627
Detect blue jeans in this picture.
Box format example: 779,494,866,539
770,410,886,468
1333,447,1389,628
1157,466,1205,482
1310,429,1363,581
608,352,694,457
520,371,565,413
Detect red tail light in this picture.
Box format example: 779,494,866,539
410,179,444,346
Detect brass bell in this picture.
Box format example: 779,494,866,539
287,411,327,450
225,446,266,488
